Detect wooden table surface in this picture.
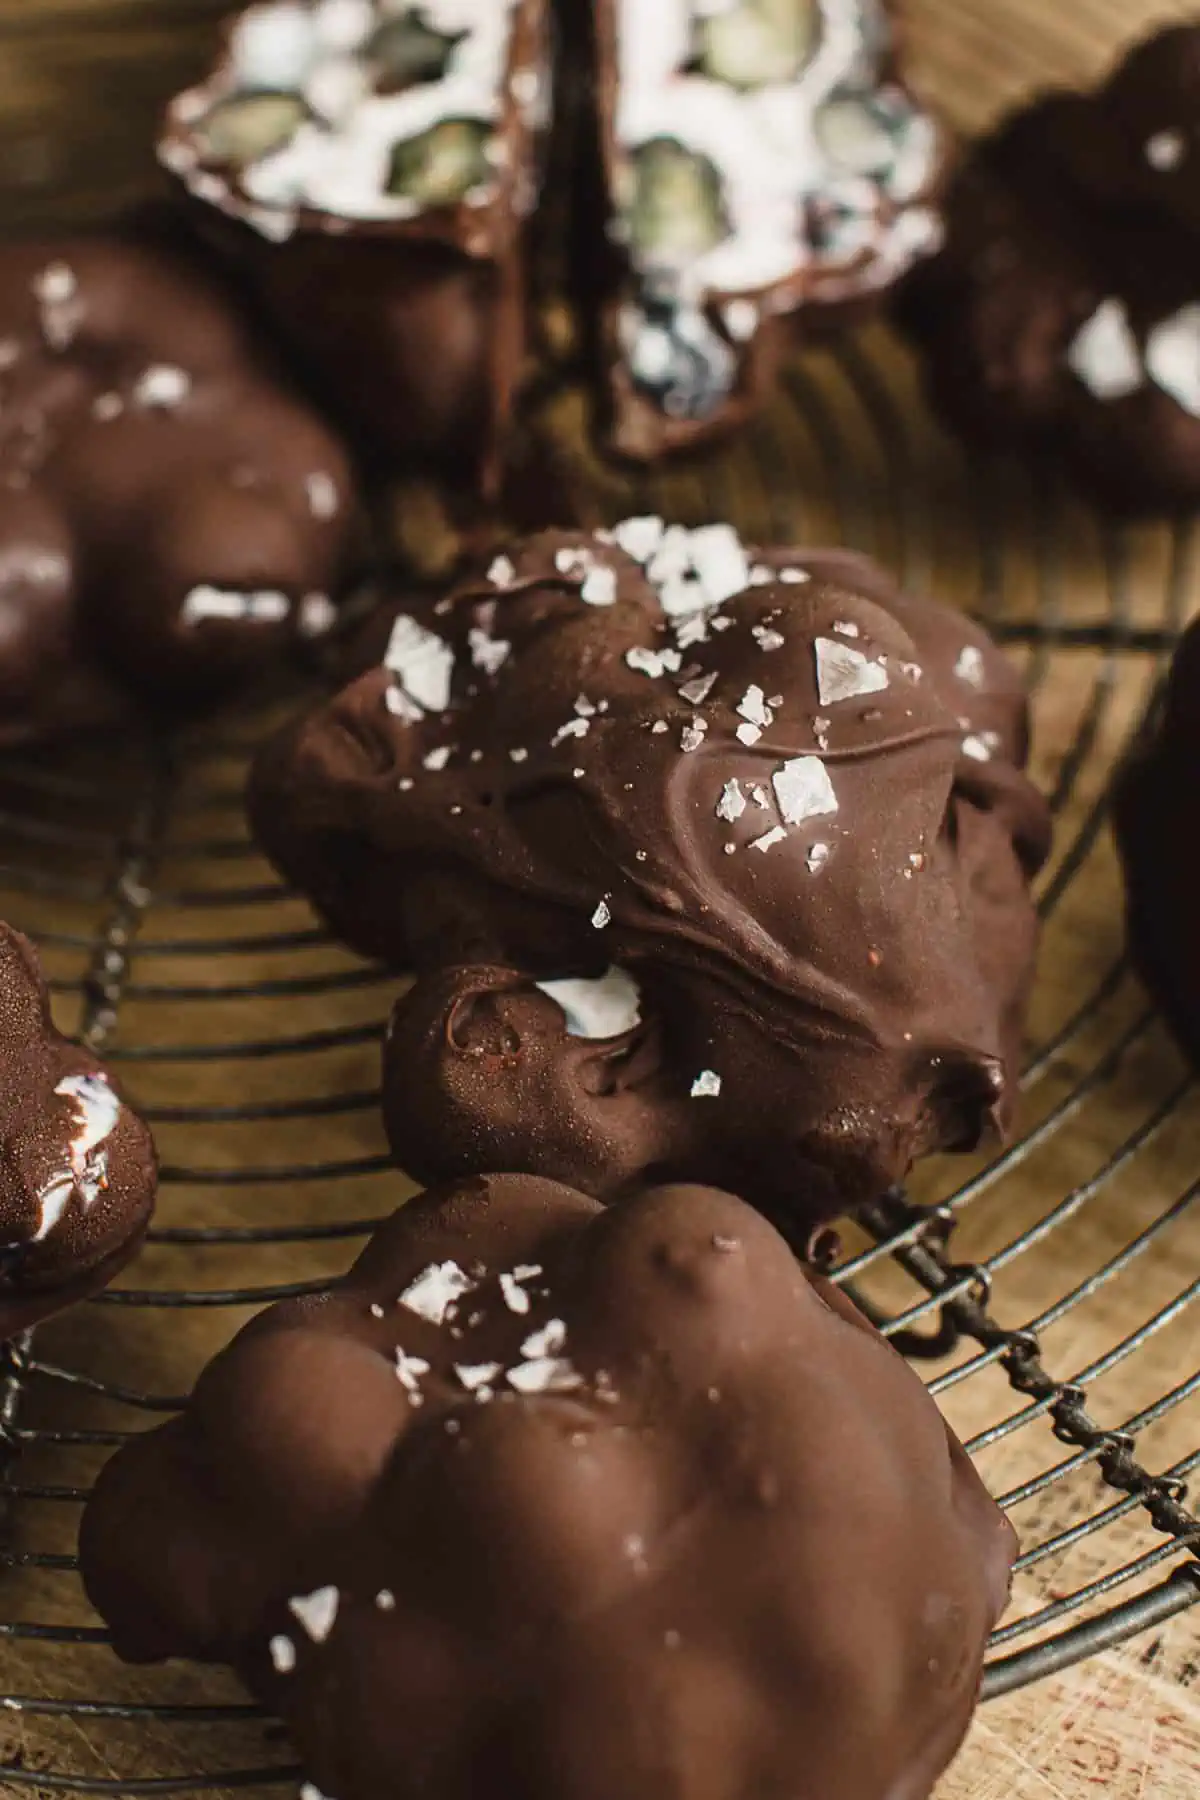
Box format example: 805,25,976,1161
0,1,1197,1795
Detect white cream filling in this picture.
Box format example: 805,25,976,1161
614,0,937,303
535,968,643,1038
33,1073,123,1244
195,0,523,222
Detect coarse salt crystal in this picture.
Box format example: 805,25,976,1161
736,722,762,747
489,554,516,587
582,566,617,606
955,645,985,687
133,365,191,408
716,780,746,823
423,745,453,772
815,639,889,706
678,671,717,706
738,686,773,729
691,1070,722,1098
522,1319,567,1359
626,645,682,678
750,825,788,853
306,471,339,519
269,1634,296,1673
467,626,511,675
384,615,454,715
612,516,665,562
398,1261,474,1326
288,1586,339,1643
592,898,612,930
680,719,708,753
508,1356,584,1395
753,627,785,652
395,1348,431,1400
455,1362,503,1391
500,1272,533,1315
773,757,838,826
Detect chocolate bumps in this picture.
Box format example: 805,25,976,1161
251,524,1050,1226
82,1173,1015,1800
0,926,156,1336
0,233,356,740
899,25,1200,511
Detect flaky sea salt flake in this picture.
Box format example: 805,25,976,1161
750,826,788,853
691,1070,722,1098
955,645,985,687
592,898,612,930
716,780,746,823
398,1261,474,1326
815,638,889,707
522,1319,567,1359
269,1634,296,1673
773,757,838,826
288,1586,339,1644
678,671,717,706
508,1356,584,1395
455,1362,503,1391
384,615,454,714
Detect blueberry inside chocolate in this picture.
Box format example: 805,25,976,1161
692,0,819,89
624,284,738,422
628,138,729,268
366,12,467,94
196,91,309,166
387,119,492,209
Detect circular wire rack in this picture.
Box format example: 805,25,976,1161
0,314,1197,1791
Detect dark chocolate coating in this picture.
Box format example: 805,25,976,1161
1113,616,1200,1063
251,529,1050,1225
81,1172,1015,1800
898,28,1200,512
0,233,357,741
0,925,156,1336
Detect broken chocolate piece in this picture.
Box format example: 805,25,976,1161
590,0,946,460
160,0,554,496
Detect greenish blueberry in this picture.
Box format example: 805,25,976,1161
198,92,308,166
628,138,729,267
367,11,467,92
387,118,492,208
695,0,819,90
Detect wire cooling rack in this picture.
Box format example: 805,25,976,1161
0,321,1197,1793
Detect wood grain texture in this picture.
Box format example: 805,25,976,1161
0,2,1196,1797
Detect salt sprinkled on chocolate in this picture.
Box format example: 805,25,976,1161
773,757,838,826
397,1260,474,1326
591,898,613,930
384,615,455,719
288,1585,339,1644
691,1070,722,1098
716,779,747,823
454,1362,502,1391
268,1634,296,1674
395,1348,432,1403
955,645,985,687
815,637,889,706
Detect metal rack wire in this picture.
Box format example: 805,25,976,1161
0,325,1197,1793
